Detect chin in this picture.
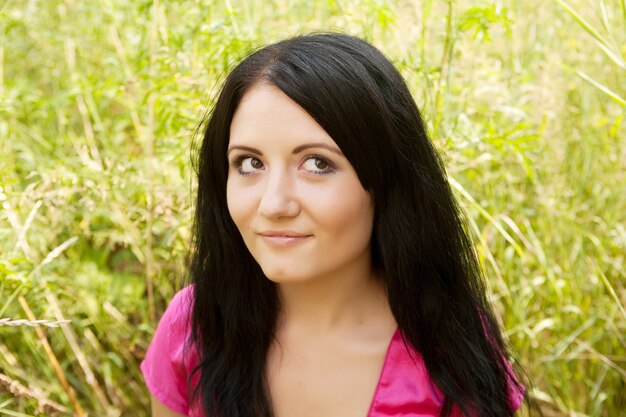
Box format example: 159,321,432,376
261,266,313,284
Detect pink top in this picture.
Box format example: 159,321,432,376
141,287,524,416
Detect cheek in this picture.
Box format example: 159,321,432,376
320,186,374,239
351,194,375,241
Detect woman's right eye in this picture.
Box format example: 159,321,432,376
234,156,264,175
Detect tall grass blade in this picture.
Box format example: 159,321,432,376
555,0,626,69
0,408,35,417
597,269,626,322
598,0,623,61
30,236,79,277
448,177,525,257
562,64,626,107
18,297,85,416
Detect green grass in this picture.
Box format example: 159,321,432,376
1,0,624,415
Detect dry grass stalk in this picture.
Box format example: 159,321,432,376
18,296,86,416
0,318,70,327
0,372,70,415
45,292,112,411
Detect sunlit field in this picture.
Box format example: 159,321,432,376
1,0,624,415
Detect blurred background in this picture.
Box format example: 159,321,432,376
1,0,624,415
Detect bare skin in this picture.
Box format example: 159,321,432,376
151,394,185,417
267,274,397,417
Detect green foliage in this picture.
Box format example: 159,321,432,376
556,0,626,106
1,0,624,416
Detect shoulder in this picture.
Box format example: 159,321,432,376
148,286,194,348
154,285,196,364
141,286,198,415
163,285,194,328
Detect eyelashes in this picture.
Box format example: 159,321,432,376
301,156,333,174
229,154,337,176
231,155,263,176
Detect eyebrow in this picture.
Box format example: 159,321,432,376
293,143,343,156
226,143,343,157
226,145,262,157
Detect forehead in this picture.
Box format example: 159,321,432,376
229,83,337,150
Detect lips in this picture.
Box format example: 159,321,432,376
258,231,312,247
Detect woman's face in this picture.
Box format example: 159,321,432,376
226,83,374,284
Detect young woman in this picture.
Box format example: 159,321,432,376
141,33,526,417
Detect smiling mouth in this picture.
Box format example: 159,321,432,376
258,232,312,247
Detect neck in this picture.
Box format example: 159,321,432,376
276,262,391,335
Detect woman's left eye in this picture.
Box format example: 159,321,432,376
301,157,335,174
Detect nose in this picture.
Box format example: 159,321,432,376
257,169,300,219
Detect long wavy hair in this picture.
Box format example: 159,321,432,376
189,32,525,417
